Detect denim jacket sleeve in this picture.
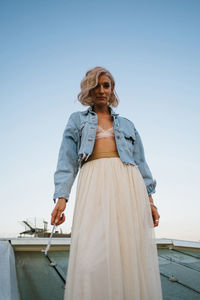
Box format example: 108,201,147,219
53,113,79,203
133,127,156,195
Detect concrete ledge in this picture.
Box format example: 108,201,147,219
1,238,200,252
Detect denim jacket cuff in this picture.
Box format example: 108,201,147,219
146,180,156,195
53,197,68,204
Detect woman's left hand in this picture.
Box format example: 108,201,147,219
151,205,160,227
149,195,160,227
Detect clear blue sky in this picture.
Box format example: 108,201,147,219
0,0,199,240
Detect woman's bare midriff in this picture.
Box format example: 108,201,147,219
92,137,118,153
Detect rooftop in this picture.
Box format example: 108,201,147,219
1,238,200,300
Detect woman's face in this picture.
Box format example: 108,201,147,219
90,74,113,106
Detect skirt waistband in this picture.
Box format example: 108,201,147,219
84,151,120,163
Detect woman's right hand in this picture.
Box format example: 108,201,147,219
51,198,66,225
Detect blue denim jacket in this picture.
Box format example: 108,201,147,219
53,106,156,202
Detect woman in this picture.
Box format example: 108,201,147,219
51,66,163,300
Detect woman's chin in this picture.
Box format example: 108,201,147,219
94,99,108,106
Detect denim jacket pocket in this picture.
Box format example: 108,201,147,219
122,130,136,153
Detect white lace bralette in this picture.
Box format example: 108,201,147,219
96,125,115,139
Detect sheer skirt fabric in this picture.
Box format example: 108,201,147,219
64,157,162,300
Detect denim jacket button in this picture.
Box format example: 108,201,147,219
88,138,93,141
90,127,95,129
116,135,120,139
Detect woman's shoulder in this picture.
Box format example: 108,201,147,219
69,108,89,118
67,109,88,128
68,111,82,120
118,114,135,129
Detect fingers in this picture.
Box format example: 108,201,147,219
51,209,64,225
51,201,66,225
151,207,160,227
56,213,65,225
54,208,62,224
51,209,57,225
154,219,159,227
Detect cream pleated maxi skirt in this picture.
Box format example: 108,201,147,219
64,157,163,300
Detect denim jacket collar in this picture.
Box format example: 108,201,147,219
82,106,119,117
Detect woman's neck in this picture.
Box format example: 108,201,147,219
93,104,110,115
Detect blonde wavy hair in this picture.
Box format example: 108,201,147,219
78,66,119,107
